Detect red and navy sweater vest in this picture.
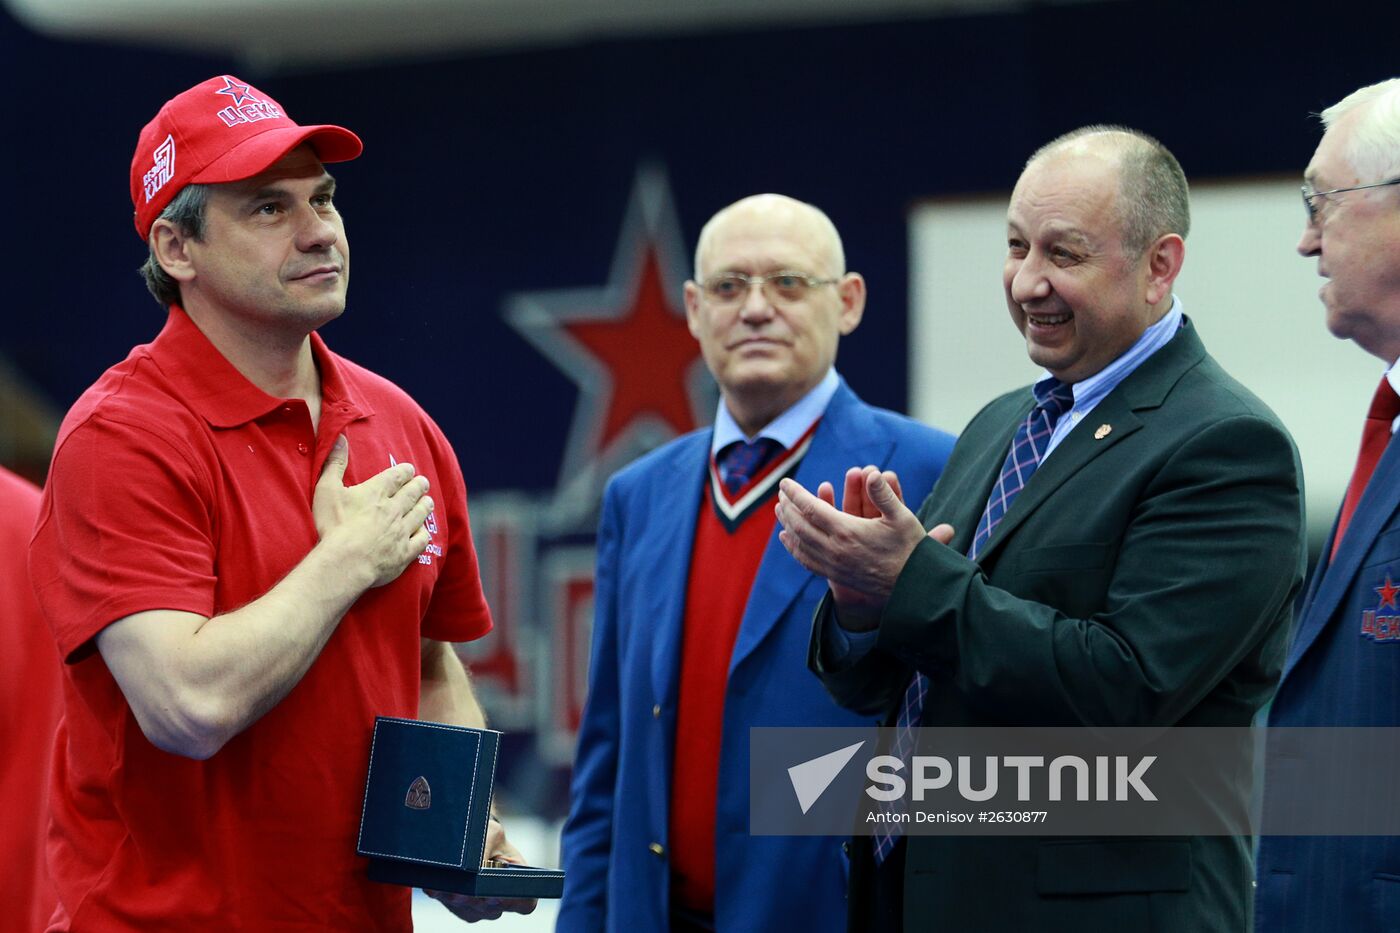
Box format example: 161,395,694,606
668,421,819,912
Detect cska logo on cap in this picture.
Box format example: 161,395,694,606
142,134,176,203
212,76,283,128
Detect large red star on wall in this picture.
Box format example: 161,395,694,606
505,167,711,526
561,246,700,450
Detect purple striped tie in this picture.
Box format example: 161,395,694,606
720,438,783,495
873,378,1075,864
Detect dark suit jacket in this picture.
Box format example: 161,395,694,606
1256,409,1400,931
811,321,1306,932
559,380,955,933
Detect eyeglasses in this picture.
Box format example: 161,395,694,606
1301,177,1400,224
699,271,839,307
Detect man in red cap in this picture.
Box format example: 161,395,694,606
29,75,530,930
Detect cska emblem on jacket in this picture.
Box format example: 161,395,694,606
1361,574,1400,643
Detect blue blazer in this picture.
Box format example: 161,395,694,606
1257,431,1400,932
558,381,954,933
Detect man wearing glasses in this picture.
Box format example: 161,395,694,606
1256,77,1400,933
559,194,954,932
777,128,1305,931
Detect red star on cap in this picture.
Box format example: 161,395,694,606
506,167,710,522
214,76,257,108
1376,575,1400,610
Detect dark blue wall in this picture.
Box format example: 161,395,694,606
2,0,1396,491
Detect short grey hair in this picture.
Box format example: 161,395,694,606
139,183,210,308
1321,78,1400,184
1029,125,1191,258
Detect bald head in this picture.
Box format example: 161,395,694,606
694,194,846,280
1026,126,1190,257
683,193,865,436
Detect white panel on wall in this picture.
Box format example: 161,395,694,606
909,178,1378,538
909,197,1042,436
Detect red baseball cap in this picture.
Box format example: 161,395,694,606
130,75,362,240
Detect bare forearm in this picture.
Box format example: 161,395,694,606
419,638,486,728
99,538,377,759
188,541,379,731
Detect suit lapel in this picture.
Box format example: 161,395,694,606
730,382,889,673
972,398,1143,566
649,433,709,706
929,407,1022,555
1284,433,1400,677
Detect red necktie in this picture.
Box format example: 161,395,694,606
1331,376,1400,561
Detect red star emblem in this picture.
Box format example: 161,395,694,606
560,247,699,449
1376,575,1400,610
506,167,710,520
214,76,257,108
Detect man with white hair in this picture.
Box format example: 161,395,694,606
560,194,954,932
1256,77,1400,932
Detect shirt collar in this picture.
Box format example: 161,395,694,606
145,306,372,428
1379,359,1400,434
1035,295,1184,409
710,367,841,456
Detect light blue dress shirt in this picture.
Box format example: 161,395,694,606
711,367,840,481
1038,296,1183,460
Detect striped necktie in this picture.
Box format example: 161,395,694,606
873,378,1076,864
719,438,784,495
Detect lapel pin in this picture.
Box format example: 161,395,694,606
1094,424,1112,440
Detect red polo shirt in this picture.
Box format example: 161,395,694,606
0,467,60,932
29,307,493,932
